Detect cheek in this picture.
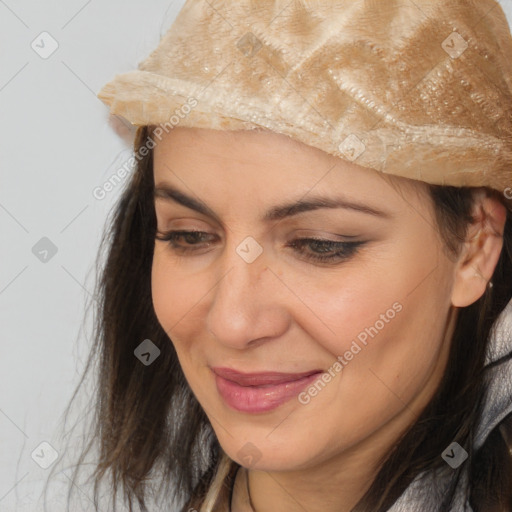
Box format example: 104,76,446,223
299,228,452,376
288,247,453,442
151,246,204,354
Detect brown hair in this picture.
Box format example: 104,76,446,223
52,125,512,512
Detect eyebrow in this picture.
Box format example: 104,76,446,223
154,183,393,223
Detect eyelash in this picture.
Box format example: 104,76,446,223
155,230,365,264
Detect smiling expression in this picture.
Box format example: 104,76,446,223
151,126,458,472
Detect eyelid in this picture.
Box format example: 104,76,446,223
155,228,367,265
154,223,365,249
290,229,361,240
154,201,226,231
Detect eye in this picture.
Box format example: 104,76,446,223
285,237,365,263
155,230,366,264
155,230,216,254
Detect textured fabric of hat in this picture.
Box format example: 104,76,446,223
98,0,512,199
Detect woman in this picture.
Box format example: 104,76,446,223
63,0,512,511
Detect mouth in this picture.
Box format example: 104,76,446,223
211,367,324,413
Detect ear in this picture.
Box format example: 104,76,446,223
451,190,507,308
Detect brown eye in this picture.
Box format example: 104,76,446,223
155,230,216,253
155,230,366,264
286,238,366,264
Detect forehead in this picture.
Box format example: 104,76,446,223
151,126,431,211
152,126,323,160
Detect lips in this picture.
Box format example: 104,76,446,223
211,367,323,386
211,366,324,413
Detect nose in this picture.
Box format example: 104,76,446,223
206,240,290,350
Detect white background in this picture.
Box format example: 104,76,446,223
1,1,511,511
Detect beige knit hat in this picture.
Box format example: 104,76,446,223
98,0,512,204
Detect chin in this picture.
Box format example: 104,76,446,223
214,427,322,472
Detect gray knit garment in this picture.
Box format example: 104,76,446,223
388,298,512,512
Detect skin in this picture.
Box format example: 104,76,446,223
151,126,506,512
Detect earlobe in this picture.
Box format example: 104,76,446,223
450,193,506,308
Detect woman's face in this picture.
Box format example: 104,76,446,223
151,126,459,472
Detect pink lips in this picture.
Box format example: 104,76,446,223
212,367,323,413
